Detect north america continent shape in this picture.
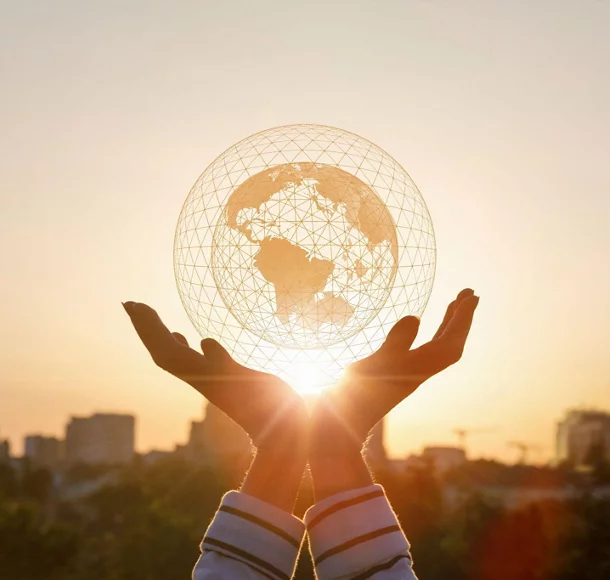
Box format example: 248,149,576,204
213,162,398,346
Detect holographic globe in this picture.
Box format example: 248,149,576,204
174,124,436,391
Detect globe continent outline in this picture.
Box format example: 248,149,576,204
211,162,399,349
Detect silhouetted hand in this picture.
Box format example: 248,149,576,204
313,288,480,450
122,302,307,451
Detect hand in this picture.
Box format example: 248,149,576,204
122,302,307,451
308,288,479,500
313,288,480,451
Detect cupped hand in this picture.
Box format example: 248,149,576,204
122,302,307,450
313,288,480,448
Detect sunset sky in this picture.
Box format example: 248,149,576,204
1,0,609,462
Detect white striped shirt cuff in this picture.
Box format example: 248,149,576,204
200,491,305,580
305,484,413,580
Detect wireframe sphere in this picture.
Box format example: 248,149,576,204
174,125,436,389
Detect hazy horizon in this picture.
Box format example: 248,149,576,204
1,0,609,461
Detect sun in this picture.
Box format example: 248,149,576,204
289,362,329,396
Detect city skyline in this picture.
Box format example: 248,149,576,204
7,403,609,468
1,1,609,462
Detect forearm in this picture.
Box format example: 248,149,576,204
193,419,308,579
241,445,308,512
304,480,417,580
194,487,306,580
308,401,417,578
194,448,307,580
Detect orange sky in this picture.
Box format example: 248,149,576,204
1,0,609,462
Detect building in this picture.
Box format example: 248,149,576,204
422,446,467,474
65,413,135,464
556,409,610,467
0,439,9,462
24,435,62,468
187,403,252,468
142,449,174,465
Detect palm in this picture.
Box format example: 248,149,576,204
323,289,479,439
123,302,305,447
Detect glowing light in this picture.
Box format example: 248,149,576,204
289,362,328,396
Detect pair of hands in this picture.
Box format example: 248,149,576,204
123,288,479,463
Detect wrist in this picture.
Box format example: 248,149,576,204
309,448,373,502
241,449,307,512
252,399,309,453
309,391,376,501
255,423,309,457
311,381,380,443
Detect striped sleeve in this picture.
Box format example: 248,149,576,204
304,484,417,580
193,491,305,580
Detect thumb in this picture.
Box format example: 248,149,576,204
200,338,233,366
172,332,189,346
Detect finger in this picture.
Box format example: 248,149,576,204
457,288,475,301
433,300,456,339
435,289,475,339
172,332,189,347
122,302,176,356
384,316,420,350
200,338,233,366
443,295,479,343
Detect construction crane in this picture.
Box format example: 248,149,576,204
453,427,496,455
508,441,541,464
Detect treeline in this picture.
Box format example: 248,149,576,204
1,458,610,579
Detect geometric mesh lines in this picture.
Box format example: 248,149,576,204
174,124,436,389
212,162,399,349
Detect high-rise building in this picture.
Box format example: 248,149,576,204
24,435,62,468
556,409,610,467
0,439,9,463
142,449,173,465
65,413,135,464
187,403,252,467
421,446,467,474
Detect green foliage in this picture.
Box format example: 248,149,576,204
0,502,78,579
1,459,610,579
0,463,18,499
